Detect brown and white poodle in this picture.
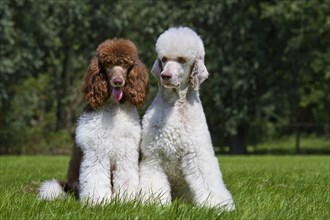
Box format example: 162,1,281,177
40,39,148,205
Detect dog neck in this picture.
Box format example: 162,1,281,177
159,85,199,107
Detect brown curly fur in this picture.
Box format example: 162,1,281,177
81,39,148,109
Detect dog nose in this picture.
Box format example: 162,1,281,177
161,72,172,80
111,77,124,87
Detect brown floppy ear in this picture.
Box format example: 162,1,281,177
124,59,149,107
81,57,109,109
190,58,209,90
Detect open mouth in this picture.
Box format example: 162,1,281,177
111,87,123,101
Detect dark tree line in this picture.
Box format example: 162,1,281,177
0,0,329,154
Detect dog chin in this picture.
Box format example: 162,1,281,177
161,82,179,89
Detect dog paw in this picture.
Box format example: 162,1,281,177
209,198,236,211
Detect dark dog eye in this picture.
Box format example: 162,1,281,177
121,62,134,70
161,57,168,63
177,57,186,64
126,63,134,71
105,61,113,67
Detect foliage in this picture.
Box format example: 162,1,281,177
1,156,329,219
260,0,330,124
0,0,329,154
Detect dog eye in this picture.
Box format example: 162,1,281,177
105,61,113,67
177,57,186,64
161,57,168,63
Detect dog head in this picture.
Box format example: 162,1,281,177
81,39,148,109
151,27,209,90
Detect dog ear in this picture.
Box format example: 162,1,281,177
151,59,162,79
124,59,149,107
81,57,109,109
190,58,209,90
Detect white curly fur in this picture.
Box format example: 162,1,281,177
39,179,66,200
139,27,235,211
76,103,141,205
155,27,205,61
39,103,141,205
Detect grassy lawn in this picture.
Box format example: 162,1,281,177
217,135,330,155
0,155,329,219
253,135,330,155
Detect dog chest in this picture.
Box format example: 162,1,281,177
142,99,213,160
76,105,141,154
142,114,195,161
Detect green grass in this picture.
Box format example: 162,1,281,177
1,156,329,219
253,135,330,154
216,135,329,155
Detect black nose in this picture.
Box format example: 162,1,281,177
161,72,172,80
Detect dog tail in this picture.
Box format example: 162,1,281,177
39,179,70,200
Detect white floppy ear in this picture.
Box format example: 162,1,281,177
151,59,162,79
190,58,209,90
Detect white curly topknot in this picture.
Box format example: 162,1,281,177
39,179,66,200
155,26,205,60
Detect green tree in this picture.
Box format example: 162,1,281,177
0,0,125,153
261,0,330,126
192,0,329,153
1,0,328,154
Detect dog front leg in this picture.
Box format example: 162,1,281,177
139,157,171,205
79,152,112,205
112,149,139,202
181,152,235,211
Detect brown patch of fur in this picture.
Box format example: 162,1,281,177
124,59,149,107
81,57,109,109
66,143,82,197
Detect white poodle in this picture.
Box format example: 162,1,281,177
139,27,235,211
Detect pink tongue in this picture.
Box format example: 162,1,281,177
112,88,123,101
